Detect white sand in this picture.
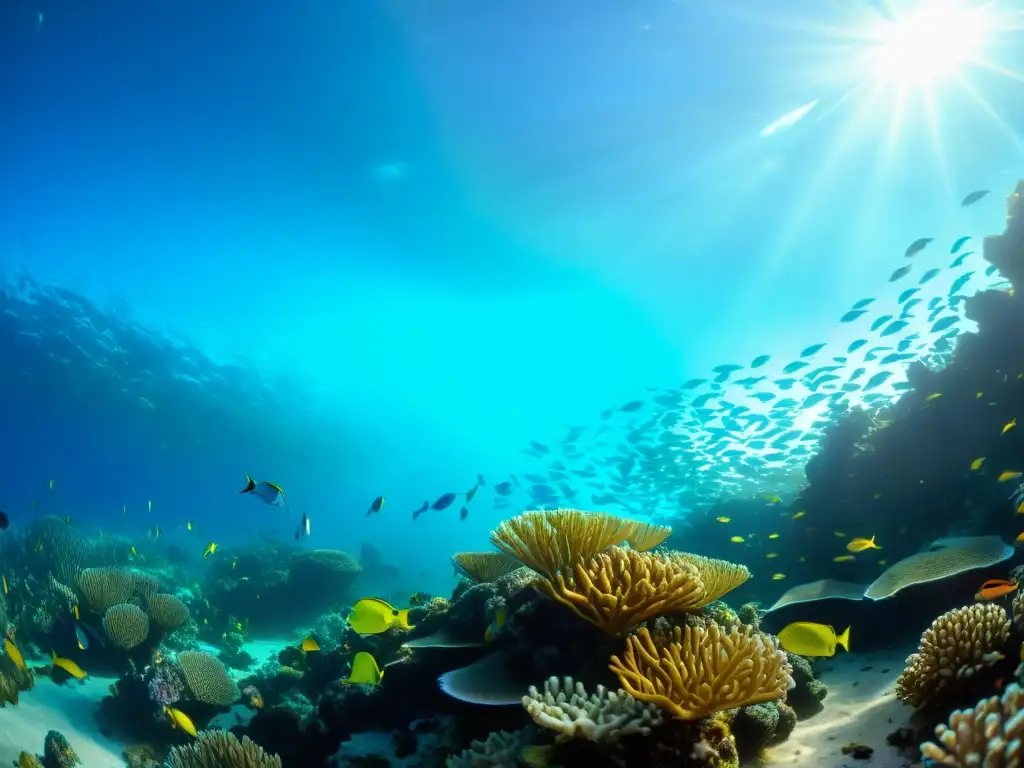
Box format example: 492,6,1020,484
764,649,915,768
0,673,128,767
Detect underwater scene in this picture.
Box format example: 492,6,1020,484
4,1,1024,767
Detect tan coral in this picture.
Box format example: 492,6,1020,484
609,623,794,720
621,521,671,552
894,603,1010,707
921,683,1024,766
666,552,751,605
450,551,522,584
490,509,640,579
165,730,280,768
540,548,705,635
522,675,662,742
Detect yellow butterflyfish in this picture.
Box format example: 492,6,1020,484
729,535,745,544
202,542,217,559
791,510,806,520
1004,419,1017,435
999,471,1022,483
971,457,986,471
846,536,881,553
5,638,26,671
343,652,383,685
1,575,7,596
771,573,786,581
348,598,414,635
778,622,850,657
165,706,198,737
301,637,320,652
51,650,87,680
768,533,780,540
715,516,731,523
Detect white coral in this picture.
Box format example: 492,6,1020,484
522,675,662,743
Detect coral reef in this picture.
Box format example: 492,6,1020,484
895,603,1010,707
451,552,522,584
164,730,281,767
920,683,1024,766
784,654,827,718
609,623,794,720
522,676,663,742
177,650,240,705
103,603,151,650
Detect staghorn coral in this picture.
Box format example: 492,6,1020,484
451,552,522,584
102,603,150,650
164,730,281,768
920,683,1024,766
147,593,190,631
539,547,705,635
522,675,663,742
666,553,750,605
177,650,240,705
42,730,81,768
490,509,640,579
894,603,1010,707
76,568,134,612
445,730,524,768
609,622,794,720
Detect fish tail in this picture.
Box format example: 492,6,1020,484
836,626,851,653
240,475,255,494
395,609,412,630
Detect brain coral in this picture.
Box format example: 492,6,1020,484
102,603,150,650
177,651,240,706
77,569,134,612
147,593,190,630
895,603,1010,707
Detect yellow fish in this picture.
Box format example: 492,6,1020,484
202,542,217,559
165,706,198,737
484,605,507,643
715,516,731,523
792,511,806,520
768,533,780,540
231,557,238,570
999,471,1023,483
846,536,881,553
187,521,193,531
771,573,786,580
5,638,26,671
925,393,942,402
729,536,745,544
130,546,137,558
343,652,383,685
1004,419,1017,435
72,604,80,621
765,553,778,559
833,555,855,563
51,650,87,680
760,493,783,504
978,392,984,398
2,575,7,596
348,598,414,635
971,457,986,471
301,637,320,652
49,479,54,490
777,622,850,657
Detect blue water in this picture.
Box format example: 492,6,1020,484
1,0,1023,597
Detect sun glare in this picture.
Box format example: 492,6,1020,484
869,4,992,86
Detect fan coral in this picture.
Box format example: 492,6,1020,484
147,593,189,630
666,552,751,605
920,683,1024,766
522,675,663,742
177,650,240,705
490,509,641,579
77,568,134,612
451,552,522,584
102,603,150,650
609,623,794,720
164,730,281,768
539,547,705,635
894,603,1010,707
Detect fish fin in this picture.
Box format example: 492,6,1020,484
836,626,851,653
240,475,255,494
395,609,412,630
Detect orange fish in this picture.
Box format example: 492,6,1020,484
975,579,1018,601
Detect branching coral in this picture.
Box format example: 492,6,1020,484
490,509,641,579
177,650,240,706
609,623,794,720
164,730,281,768
451,552,522,584
522,675,663,742
920,683,1024,766
445,730,525,768
894,603,1010,707
539,547,706,635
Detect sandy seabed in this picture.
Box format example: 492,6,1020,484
764,648,917,768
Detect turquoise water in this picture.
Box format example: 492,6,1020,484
1,0,1023,593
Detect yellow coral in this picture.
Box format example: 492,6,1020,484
895,603,1010,707
539,548,705,635
102,603,150,650
165,730,281,768
450,551,522,584
622,521,671,552
490,509,642,579
177,651,240,705
666,552,751,604
609,623,794,720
